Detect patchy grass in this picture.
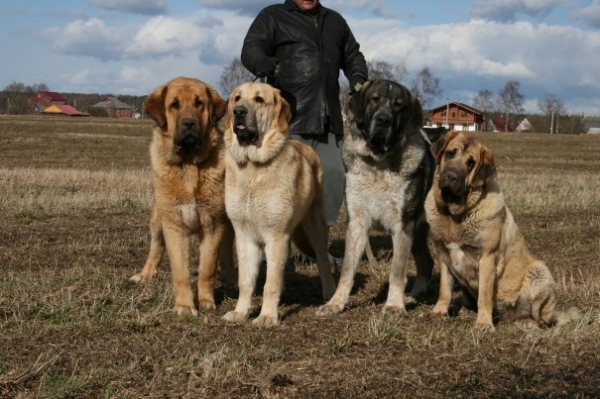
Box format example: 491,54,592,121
1,115,599,398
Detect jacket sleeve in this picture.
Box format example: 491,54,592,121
241,12,274,75
341,25,368,82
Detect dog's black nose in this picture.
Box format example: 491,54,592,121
233,106,247,117
443,170,459,184
181,118,197,130
374,113,392,128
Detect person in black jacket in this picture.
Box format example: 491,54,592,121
241,0,368,230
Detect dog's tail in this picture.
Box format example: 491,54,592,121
554,306,584,327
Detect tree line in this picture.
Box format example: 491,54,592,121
0,81,146,116
1,62,586,133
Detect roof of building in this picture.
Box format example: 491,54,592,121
36,91,67,102
91,96,133,110
41,104,89,116
429,101,483,115
489,117,512,132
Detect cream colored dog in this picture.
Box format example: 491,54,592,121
222,82,336,327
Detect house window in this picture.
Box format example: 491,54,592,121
461,111,467,117
442,111,447,117
452,112,456,118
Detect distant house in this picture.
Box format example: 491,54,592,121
41,104,89,117
488,117,513,132
515,118,533,132
90,96,134,118
427,102,484,131
30,91,68,112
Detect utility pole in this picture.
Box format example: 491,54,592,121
445,97,449,128
550,111,554,134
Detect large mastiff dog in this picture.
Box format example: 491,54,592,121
222,82,336,327
130,77,236,316
426,132,558,329
317,79,435,317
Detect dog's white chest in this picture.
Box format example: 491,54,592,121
178,201,199,231
347,171,409,230
446,242,480,290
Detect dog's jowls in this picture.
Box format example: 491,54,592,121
425,131,568,330
317,79,435,317
222,82,336,327
130,77,236,316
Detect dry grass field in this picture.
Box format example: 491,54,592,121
1,115,599,398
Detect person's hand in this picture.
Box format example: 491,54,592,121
255,57,279,77
349,75,366,94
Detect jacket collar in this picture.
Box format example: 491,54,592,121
283,0,323,14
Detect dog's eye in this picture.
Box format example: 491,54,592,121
195,97,203,108
371,94,380,103
445,149,456,159
467,158,476,169
170,100,180,110
254,96,264,104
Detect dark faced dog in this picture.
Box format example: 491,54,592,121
317,79,435,317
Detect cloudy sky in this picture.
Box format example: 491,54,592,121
1,0,599,114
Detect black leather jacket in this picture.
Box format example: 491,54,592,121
241,0,368,135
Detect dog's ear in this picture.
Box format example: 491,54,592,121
208,86,226,123
431,130,458,165
224,89,236,130
275,88,291,131
470,145,497,189
144,84,168,128
408,91,423,127
348,80,372,124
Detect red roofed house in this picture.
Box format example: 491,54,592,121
30,91,67,112
41,104,89,117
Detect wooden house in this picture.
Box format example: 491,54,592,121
427,102,484,131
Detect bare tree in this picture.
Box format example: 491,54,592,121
472,89,494,113
538,93,566,116
410,67,443,109
3,81,31,92
497,80,525,132
367,60,408,83
218,58,255,97
538,93,566,134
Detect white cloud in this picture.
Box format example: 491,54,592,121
125,16,206,58
44,18,129,61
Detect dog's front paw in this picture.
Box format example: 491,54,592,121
431,303,449,316
315,302,344,317
173,304,198,317
474,321,496,332
130,273,152,283
223,311,247,324
407,276,429,298
252,315,279,328
382,305,407,317
198,299,216,310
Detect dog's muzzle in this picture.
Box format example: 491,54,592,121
232,105,258,146
174,118,201,154
438,167,466,204
367,112,393,155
